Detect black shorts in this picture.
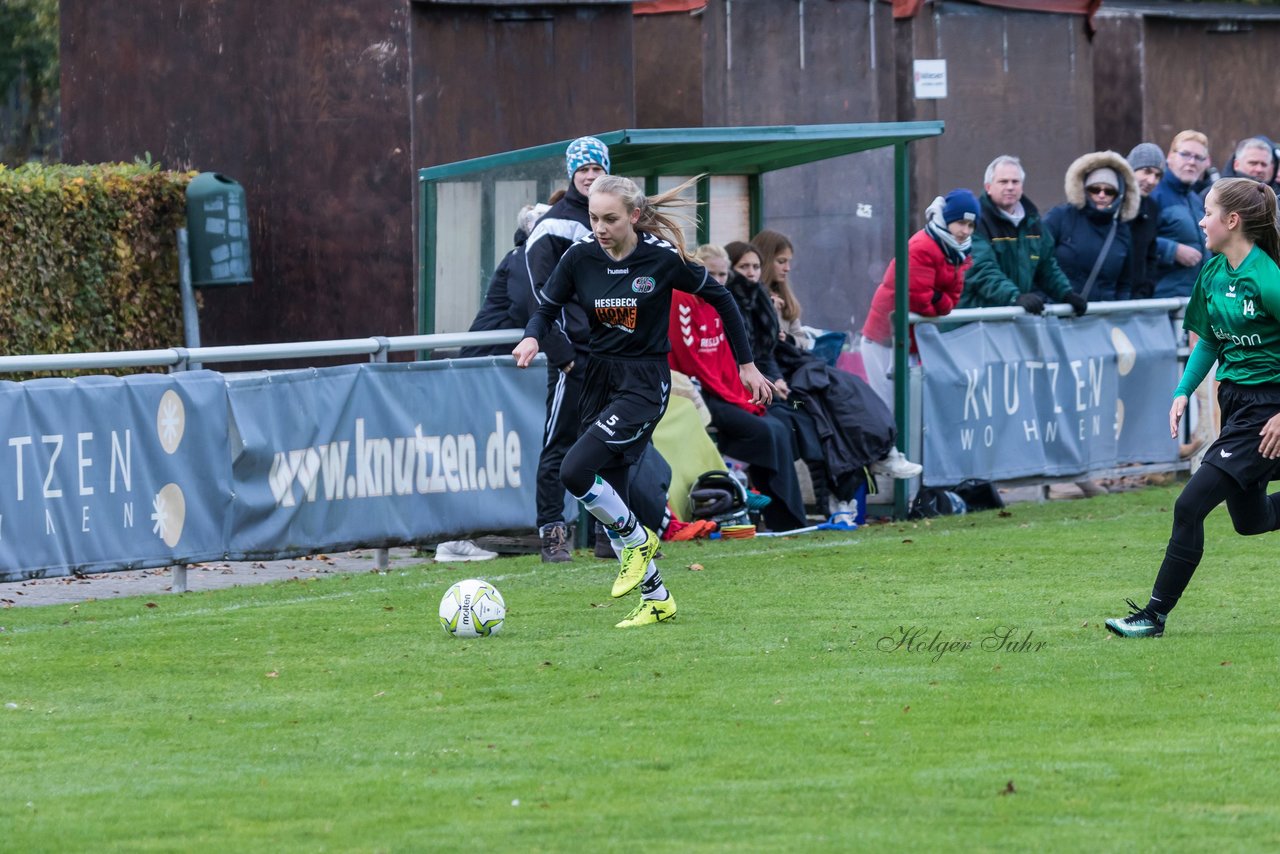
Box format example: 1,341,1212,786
1202,381,1280,488
578,356,671,466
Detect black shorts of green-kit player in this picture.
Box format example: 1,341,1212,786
1201,381,1280,487
1113,381,1280,636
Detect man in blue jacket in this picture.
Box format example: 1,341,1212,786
1151,130,1210,298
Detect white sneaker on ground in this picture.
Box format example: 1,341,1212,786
435,540,497,562
869,447,923,479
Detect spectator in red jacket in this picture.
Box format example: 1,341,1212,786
668,244,808,531
859,189,980,412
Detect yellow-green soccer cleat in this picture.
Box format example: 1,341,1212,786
612,527,659,598
615,595,677,628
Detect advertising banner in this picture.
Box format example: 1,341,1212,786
1,362,546,583
914,313,1180,485
225,360,545,558
0,372,231,582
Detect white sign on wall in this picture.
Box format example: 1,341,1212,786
913,59,948,99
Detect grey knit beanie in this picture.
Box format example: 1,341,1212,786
1127,143,1165,174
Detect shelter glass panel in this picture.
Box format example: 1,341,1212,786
434,181,483,333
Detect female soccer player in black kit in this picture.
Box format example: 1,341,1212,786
514,175,774,627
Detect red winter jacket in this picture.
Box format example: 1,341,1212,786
861,228,971,351
668,292,763,416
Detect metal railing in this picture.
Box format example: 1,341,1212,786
898,297,1194,503
910,297,1188,325
0,330,525,374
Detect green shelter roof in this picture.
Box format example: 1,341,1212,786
419,122,945,182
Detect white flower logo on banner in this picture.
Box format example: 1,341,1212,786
151,483,186,548
157,390,186,455
1111,326,1137,440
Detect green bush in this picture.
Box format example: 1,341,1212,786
0,160,192,361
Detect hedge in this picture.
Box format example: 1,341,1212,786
0,160,193,364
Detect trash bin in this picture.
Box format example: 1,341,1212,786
185,172,252,286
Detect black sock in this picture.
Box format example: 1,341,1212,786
640,569,666,599
1148,539,1203,616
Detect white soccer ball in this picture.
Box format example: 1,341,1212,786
438,578,506,638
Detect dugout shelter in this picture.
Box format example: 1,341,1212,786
419,122,945,519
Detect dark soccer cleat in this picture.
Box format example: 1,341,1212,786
1105,598,1166,638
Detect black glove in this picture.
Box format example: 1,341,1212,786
1063,292,1088,316
1015,292,1045,315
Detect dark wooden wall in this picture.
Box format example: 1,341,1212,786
68,1,1280,347
61,0,416,347
60,0,633,350
899,4,1095,221
1091,15,1144,156
1095,15,1280,170
634,11,701,129
410,3,634,169
640,0,900,335
632,1,1095,338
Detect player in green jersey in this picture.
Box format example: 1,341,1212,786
1108,177,1280,637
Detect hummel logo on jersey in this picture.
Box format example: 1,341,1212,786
643,233,676,252
1220,449,1233,459
607,267,630,275
678,304,695,347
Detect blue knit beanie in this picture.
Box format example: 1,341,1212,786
941,188,981,225
565,136,611,178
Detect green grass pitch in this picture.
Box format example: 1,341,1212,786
3,484,1280,851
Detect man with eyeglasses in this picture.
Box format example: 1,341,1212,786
1151,129,1211,298
959,155,1085,317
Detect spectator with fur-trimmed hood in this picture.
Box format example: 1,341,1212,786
1044,150,1141,302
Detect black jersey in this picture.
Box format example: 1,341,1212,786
525,232,754,363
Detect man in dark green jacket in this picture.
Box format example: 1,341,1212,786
958,155,1087,317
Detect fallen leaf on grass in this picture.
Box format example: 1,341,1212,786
144,602,158,609
688,563,704,572
999,780,1016,796
901,539,913,544
1221,661,1232,667
266,671,279,678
